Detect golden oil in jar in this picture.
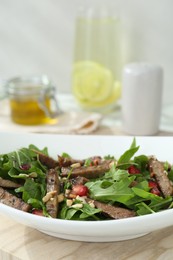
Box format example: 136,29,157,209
6,76,59,125
10,96,56,125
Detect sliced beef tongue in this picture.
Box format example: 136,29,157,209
0,187,31,212
70,176,89,186
58,155,103,168
87,199,136,219
61,161,111,179
45,169,60,218
58,155,85,167
149,157,173,197
0,177,21,188
33,150,58,169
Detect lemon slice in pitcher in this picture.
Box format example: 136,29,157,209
78,80,121,109
72,61,114,103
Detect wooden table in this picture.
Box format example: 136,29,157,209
1,94,173,259
1,214,173,260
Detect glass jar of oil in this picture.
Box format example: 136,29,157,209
5,75,60,125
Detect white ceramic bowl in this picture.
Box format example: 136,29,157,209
0,132,173,242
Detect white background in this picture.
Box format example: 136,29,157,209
0,0,172,105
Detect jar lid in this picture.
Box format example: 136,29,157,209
0,79,7,100
5,75,51,97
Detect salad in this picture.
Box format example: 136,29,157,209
0,138,173,221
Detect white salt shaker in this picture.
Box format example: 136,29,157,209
122,62,163,135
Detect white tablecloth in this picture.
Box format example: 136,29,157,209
0,93,173,136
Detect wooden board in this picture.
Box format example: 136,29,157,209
1,214,173,260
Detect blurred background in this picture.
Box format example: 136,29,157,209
0,0,172,105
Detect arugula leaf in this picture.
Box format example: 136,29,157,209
148,196,172,212
16,178,46,205
168,165,173,182
130,138,137,149
61,152,71,158
104,155,115,160
118,146,139,166
86,176,135,205
59,203,102,220
29,144,49,156
135,202,155,215
79,204,102,219
84,158,92,167
60,206,78,220
135,196,173,216
117,138,139,168
132,186,159,199
103,165,130,181
134,155,149,172
0,146,46,172
27,198,44,209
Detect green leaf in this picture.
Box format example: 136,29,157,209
104,154,115,160
130,138,136,149
27,198,44,209
16,178,46,204
61,152,71,158
104,166,129,181
117,138,140,167
29,144,49,156
59,203,101,220
84,158,92,167
149,196,173,212
135,196,173,216
168,165,173,182
118,146,139,165
61,207,78,220
86,176,135,205
134,155,149,172
136,202,155,215
79,204,102,219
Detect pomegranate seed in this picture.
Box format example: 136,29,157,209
72,184,89,196
90,160,99,166
93,159,99,166
128,165,140,174
19,163,30,170
150,187,161,196
148,180,158,188
32,209,44,216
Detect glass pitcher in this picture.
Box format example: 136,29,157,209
72,4,122,112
